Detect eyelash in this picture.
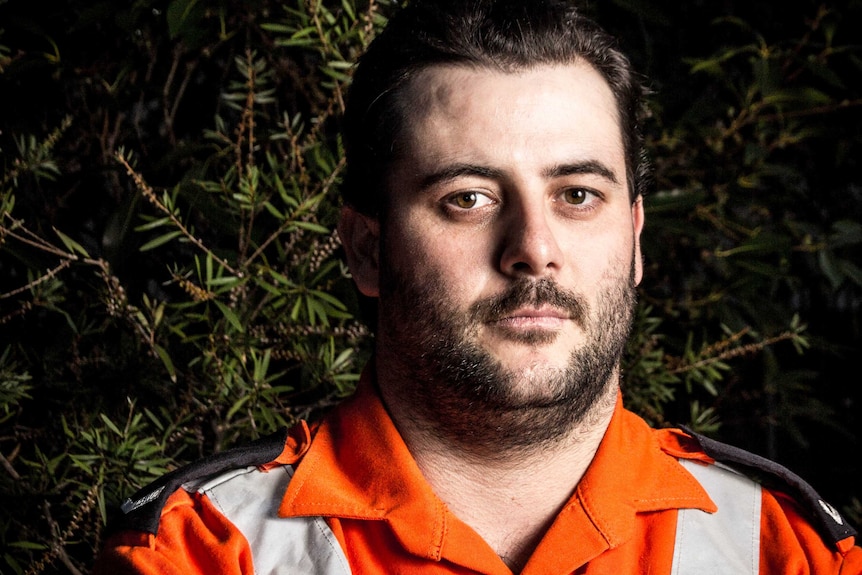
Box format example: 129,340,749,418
441,187,601,214
446,190,495,210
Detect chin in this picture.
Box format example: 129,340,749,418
504,362,571,388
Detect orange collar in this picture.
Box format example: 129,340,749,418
278,363,715,569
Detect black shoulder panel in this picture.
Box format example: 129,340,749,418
109,427,290,536
681,426,857,549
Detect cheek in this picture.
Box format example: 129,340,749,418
388,224,492,299
593,238,639,286
385,211,447,266
568,225,635,277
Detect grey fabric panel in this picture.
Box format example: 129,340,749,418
202,465,353,575
671,459,761,575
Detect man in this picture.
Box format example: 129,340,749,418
95,0,861,573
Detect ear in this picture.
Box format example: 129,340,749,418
632,195,645,286
337,205,381,297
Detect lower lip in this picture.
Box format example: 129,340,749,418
492,316,568,330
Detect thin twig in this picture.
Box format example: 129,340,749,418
115,152,240,276
0,451,21,480
667,331,798,375
0,260,72,300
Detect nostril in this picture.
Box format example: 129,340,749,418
497,208,565,276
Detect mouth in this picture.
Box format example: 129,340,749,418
489,306,571,330
470,277,586,333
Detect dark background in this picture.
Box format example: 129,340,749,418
0,0,860,572
593,0,861,508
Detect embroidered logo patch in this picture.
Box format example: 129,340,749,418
818,499,844,525
121,486,166,514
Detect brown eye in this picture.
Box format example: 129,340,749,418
445,190,494,211
563,188,588,205
454,192,478,208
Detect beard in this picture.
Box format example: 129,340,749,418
375,257,638,458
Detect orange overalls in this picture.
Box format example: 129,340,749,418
95,368,861,575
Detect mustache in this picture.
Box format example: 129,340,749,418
470,278,587,326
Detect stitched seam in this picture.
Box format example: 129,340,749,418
671,508,686,575
312,517,353,574
750,484,761,575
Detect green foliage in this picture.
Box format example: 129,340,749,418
629,4,862,436
0,347,32,423
0,1,860,573
0,1,389,572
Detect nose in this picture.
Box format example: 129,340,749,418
498,200,564,277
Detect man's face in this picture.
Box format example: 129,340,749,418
343,62,644,450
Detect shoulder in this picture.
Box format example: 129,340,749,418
663,425,857,552
110,426,298,536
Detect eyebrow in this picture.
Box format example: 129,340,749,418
417,159,620,191
543,160,620,185
418,163,504,191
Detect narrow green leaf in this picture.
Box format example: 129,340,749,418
9,541,50,550
154,344,178,383
99,413,123,436
293,221,329,234
342,0,356,20
311,289,347,310
214,300,245,333
226,395,250,420
263,201,284,219
289,296,303,322
206,276,242,288
53,227,90,257
134,217,172,232
139,230,183,252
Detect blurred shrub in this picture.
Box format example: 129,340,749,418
0,1,859,572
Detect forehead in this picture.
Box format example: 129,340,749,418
392,62,625,180
404,60,619,117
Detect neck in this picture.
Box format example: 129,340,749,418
379,374,618,571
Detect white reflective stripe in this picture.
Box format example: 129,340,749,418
671,459,761,575
200,465,352,575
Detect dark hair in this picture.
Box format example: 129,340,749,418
340,0,652,216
